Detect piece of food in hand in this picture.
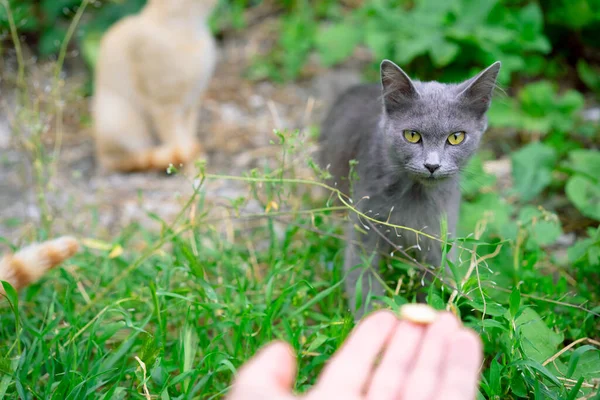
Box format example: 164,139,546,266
399,303,439,324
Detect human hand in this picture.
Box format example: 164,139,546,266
227,309,482,400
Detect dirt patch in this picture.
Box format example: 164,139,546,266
0,17,364,246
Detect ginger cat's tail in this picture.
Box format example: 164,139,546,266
0,236,79,294
100,142,202,172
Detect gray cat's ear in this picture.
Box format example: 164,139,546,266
456,61,501,114
380,60,419,111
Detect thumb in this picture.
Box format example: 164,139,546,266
228,341,297,400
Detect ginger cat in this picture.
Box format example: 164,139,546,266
92,0,217,172
0,236,79,295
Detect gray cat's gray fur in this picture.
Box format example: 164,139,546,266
319,60,501,317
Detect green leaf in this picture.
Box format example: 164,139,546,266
1,281,19,326
430,38,459,67
38,25,67,56
81,30,103,70
489,358,503,395
567,345,599,378
316,21,362,67
426,292,445,311
41,0,80,20
307,333,329,353
394,36,430,65
566,150,600,180
364,21,390,60
518,206,563,247
566,175,600,221
291,280,343,317
513,359,563,388
515,3,550,53
566,377,585,400
516,308,563,363
567,345,600,380
509,287,521,318
1,279,18,305
460,155,497,198
510,373,528,397
459,193,514,237
577,60,600,96
481,319,508,331
511,142,557,201
567,234,600,267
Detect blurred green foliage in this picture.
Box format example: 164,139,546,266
0,0,146,57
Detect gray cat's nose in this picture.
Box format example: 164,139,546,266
424,163,440,173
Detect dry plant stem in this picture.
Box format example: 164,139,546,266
578,393,600,400
543,337,600,367
134,356,152,400
446,217,501,318
2,0,51,233
50,0,90,185
202,173,445,243
364,218,467,297
0,0,26,103
557,377,598,389
485,284,600,318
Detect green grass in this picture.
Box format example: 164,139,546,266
1,155,599,399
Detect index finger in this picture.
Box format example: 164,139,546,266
315,311,398,394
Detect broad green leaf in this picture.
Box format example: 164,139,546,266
566,175,600,221
577,60,600,95
511,374,528,397
38,25,67,56
488,98,520,128
567,345,599,378
364,21,390,60
511,142,557,201
513,359,562,388
489,358,502,395
567,227,600,267
316,21,362,67
531,219,562,246
455,0,498,31
516,308,563,363
516,3,550,53
518,206,563,246
430,38,459,67
566,150,600,180
546,0,597,29
481,319,508,331
469,300,508,317
555,90,586,118
394,36,431,65
459,193,513,237
460,155,496,197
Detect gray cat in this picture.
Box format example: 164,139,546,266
319,60,501,317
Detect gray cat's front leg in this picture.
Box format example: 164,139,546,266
344,220,385,319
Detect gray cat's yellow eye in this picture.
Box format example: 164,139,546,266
403,130,421,144
447,131,465,145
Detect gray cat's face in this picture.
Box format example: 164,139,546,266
380,61,501,185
